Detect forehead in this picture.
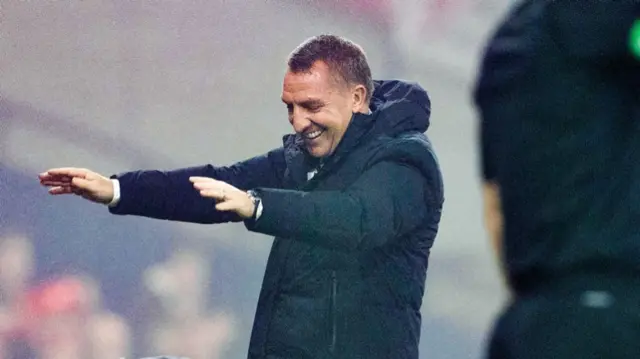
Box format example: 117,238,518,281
281,62,340,101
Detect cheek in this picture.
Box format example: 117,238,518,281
328,112,351,135
317,110,349,131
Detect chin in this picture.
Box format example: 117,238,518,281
306,146,329,158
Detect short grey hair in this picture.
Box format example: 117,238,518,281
287,34,374,103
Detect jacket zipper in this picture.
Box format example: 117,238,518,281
330,270,337,354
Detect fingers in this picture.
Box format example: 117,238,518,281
191,177,231,193
193,183,227,193
191,178,240,203
189,178,254,218
190,178,247,214
189,176,216,183
190,177,216,192
40,178,71,187
48,183,90,196
40,174,92,188
199,189,224,200
191,181,216,190
39,168,91,187
40,176,76,186
43,167,90,178
48,186,74,195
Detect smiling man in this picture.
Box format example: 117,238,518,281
39,35,444,359
282,44,372,159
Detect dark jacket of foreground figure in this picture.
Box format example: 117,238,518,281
110,80,444,359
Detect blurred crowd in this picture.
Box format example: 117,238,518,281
0,232,237,359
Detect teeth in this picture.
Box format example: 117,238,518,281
305,130,323,139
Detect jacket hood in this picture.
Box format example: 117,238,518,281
369,80,431,135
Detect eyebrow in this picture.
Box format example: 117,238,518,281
281,98,324,108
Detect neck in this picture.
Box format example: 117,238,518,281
354,106,371,115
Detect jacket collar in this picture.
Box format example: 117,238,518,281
281,110,374,183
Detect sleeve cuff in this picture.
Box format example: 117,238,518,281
107,179,121,207
255,199,264,220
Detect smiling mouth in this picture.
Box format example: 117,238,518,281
303,129,324,140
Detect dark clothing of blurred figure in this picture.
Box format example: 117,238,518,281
475,1,640,358
111,80,444,359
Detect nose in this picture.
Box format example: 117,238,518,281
290,110,311,134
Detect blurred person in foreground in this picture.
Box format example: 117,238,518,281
39,34,444,358
475,1,640,358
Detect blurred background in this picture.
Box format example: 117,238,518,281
0,1,513,358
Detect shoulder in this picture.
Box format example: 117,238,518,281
370,132,435,159
362,132,444,204
364,132,441,180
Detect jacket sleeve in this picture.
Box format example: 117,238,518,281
244,161,434,252
108,147,286,223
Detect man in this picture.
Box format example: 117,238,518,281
475,2,640,358
39,35,444,359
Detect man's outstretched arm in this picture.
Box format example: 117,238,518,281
40,147,286,224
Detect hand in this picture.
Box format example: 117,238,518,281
189,176,255,219
39,167,114,204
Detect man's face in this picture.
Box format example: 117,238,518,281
282,61,362,158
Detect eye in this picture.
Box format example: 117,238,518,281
303,102,323,113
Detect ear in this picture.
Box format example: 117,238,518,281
351,84,368,113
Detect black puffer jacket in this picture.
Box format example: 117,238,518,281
110,80,444,359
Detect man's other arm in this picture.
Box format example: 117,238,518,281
245,161,440,252
109,148,286,224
